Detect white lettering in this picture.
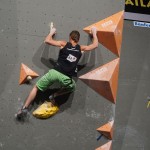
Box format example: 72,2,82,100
88,67,108,79
101,20,113,28
67,54,77,62
134,21,150,28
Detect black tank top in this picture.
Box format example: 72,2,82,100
54,42,82,77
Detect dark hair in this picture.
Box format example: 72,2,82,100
70,30,80,43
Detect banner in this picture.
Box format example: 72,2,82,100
134,21,150,28
125,0,150,14
124,0,150,22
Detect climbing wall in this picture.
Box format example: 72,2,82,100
1,0,150,150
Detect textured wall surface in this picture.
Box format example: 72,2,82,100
1,0,149,150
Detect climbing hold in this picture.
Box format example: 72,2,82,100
95,141,112,150
97,120,114,140
79,58,120,103
147,96,150,108
19,63,39,84
26,75,32,81
33,101,59,119
147,101,150,108
83,11,124,57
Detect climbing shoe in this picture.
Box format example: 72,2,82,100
49,94,55,100
15,106,28,121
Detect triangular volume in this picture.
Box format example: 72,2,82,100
95,141,112,150
114,12,124,56
83,11,124,57
79,58,120,103
84,11,124,33
19,63,39,84
109,61,120,102
97,120,114,140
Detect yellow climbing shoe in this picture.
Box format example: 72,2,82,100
33,101,59,119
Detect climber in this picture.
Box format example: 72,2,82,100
16,25,98,120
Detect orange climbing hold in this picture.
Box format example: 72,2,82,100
83,11,124,57
79,58,120,103
19,63,39,84
97,120,114,140
95,141,112,150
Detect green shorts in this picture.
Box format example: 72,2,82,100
36,69,76,92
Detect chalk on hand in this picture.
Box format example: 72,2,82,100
49,22,54,32
50,22,54,30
